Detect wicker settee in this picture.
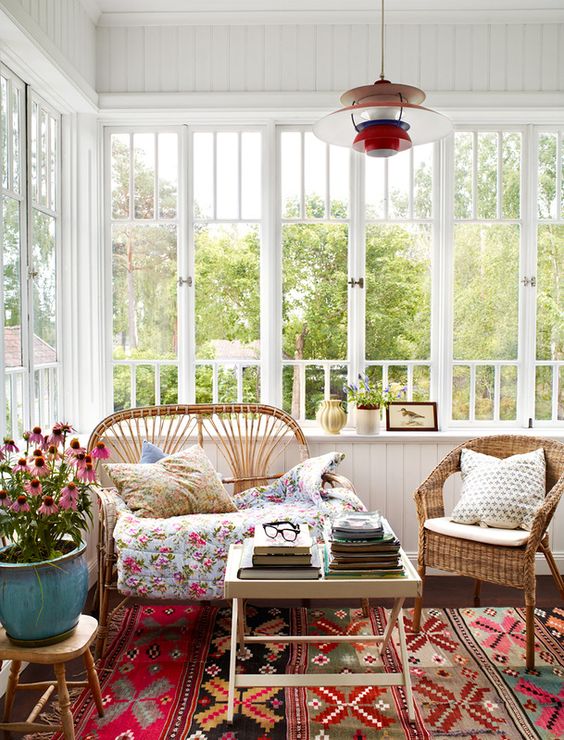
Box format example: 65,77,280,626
88,404,364,656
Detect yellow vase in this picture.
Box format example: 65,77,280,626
316,399,347,434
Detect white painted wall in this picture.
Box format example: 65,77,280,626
96,22,564,96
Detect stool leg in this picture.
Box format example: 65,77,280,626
54,663,75,740
83,648,104,717
3,660,21,721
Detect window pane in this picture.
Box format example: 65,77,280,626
282,364,295,416
3,198,22,368
535,366,552,421
218,366,238,403
158,133,177,219
454,132,473,219
12,86,21,194
241,132,261,219
365,224,431,361
31,211,57,360
133,133,155,219
537,133,557,219
388,149,409,218
329,365,347,404
475,365,494,420
559,367,564,421
48,115,56,210
112,224,177,359
365,157,386,219
31,101,38,203
500,365,517,421
195,224,260,360
413,365,431,401
195,365,213,403
365,365,383,387
1,75,7,189
111,133,130,219
216,132,239,219
305,364,324,420
281,131,301,219
453,224,519,360
39,109,48,206
414,144,433,219
536,225,564,361
136,365,155,406
502,133,520,219
452,365,470,420
304,132,326,218
477,133,497,219
282,223,348,361
193,132,214,219
329,145,349,218
160,365,178,404
242,365,260,403
113,365,131,411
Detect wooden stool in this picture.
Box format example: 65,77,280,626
0,614,104,739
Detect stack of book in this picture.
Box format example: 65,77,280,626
325,512,405,578
238,524,321,580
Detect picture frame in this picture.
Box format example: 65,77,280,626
386,402,438,432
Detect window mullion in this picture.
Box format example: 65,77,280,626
179,124,192,402
350,147,364,385
439,135,455,428
262,121,279,406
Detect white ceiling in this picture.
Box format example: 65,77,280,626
85,1,564,25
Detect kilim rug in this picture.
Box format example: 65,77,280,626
43,604,562,740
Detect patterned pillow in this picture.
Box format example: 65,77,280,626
450,448,545,530
272,452,345,505
105,445,237,518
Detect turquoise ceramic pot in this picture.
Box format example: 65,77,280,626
0,542,89,646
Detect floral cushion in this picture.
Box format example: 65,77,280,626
113,487,366,600
105,445,237,518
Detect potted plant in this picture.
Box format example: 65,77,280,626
344,375,406,434
0,423,109,646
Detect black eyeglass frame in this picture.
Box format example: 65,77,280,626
262,520,301,542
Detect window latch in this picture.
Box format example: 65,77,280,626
348,277,364,289
27,268,38,280
177,276,193,287
521,276,536,287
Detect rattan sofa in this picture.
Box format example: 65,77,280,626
413,435,564,669
88,403,362,656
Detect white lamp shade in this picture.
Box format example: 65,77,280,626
314,101,453,148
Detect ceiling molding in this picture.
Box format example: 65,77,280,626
79,0,102,24
96,9,564,27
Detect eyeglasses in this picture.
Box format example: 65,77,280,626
262,520,301,542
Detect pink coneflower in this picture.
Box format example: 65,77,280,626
32,448,44,457
73,451,87,469
28,426,45,446
65,438,85,459
59,491,78,510
12,458,29,473
38,495,58,516
91,441,111,460
0,490,11,508
47,422,74,447
46,445,59,458
24,478,43,497
11,494,30,513
76,462,96,483
30,457,50,477
53,422,74,434
1,438,19,454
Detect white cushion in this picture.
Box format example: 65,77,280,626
450,448,545,530
424,517,530,547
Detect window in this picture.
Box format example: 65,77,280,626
107,123,562,429
1,66,60,437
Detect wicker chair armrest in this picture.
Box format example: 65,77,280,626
526,475,564,552
322,472,356,493
413,445,463,523
93,486,123,555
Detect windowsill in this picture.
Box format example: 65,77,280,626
303,426,564,443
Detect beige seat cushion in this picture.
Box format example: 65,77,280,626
424,517,530,547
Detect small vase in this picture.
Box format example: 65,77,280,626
356,406,381,435
317,399,347,434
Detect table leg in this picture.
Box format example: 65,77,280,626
237,598,248,657
396,607,416,723
379,598,404,656
54,663,75,739
3,660,21,721
227,598,239,724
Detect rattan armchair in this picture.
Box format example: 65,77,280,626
413,435,564,670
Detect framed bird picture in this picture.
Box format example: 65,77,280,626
386,402,438,432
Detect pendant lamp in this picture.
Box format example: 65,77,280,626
314,0,452,157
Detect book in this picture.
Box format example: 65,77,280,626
253,524,313,555
332,511,383,538
253,550,313,566
238,539,321,580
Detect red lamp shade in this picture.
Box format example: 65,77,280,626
352,121,412,158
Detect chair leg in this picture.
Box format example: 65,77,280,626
539,542,564,600
95,560,111,659
361,598,370,618
473,579,481,606
525,598,535,671
412,565,426,632
3,660,21,722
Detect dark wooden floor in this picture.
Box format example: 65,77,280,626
1,575,561,737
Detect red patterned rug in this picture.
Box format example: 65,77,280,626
47,604,562,739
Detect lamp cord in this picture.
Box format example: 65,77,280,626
380,0,385,80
